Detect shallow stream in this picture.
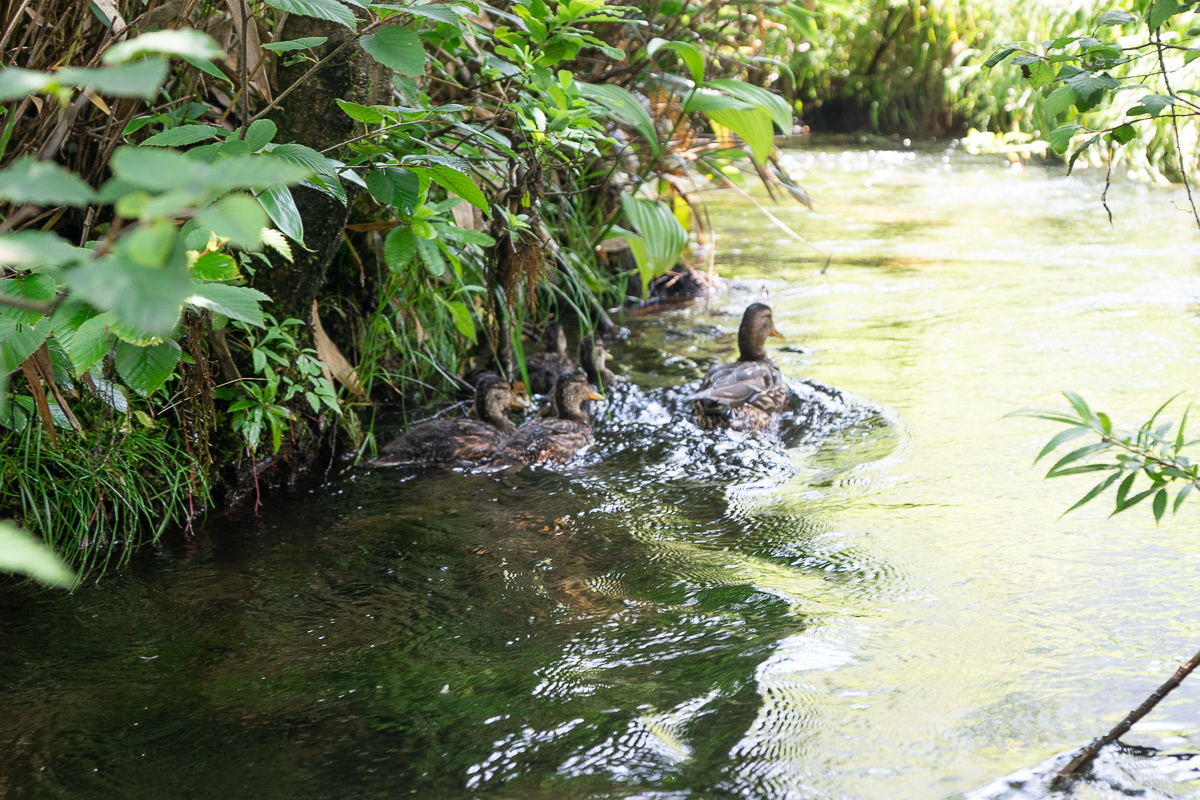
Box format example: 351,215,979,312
5,140,1200,799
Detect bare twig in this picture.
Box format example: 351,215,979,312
1155,30,1200,230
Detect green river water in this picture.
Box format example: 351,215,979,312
4,141,1200,799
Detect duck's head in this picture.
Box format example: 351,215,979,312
578,334,614,383
737,302,784,361
542,321,568,356
475,374,523,426
554,370,605,421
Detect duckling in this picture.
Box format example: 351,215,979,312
525,321,572,395
579,334,617,389
493,370,604,466
536,334,616,417
372,374,524,465
688,303,790,432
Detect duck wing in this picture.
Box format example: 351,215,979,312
691,361,789,412
495,418,592,466
373,419,505,465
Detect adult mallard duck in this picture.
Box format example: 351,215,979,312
494,370,604,466
688,303,790,432
525,321,572,395
372,374,525,465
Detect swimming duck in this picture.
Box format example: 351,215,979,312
525,321,572,395
494,370,604,466
579,334,617,389
689,303,790,432
372,374,524,465
537,334,616,417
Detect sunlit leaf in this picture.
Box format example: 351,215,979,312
647,38,705,83
187,282,270,327
0,157,96,206
263,0,357,30
102,29,224,64
360,26,426,76
114,339,181,395
0,521,75,588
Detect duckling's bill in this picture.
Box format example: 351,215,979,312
586,390,606,402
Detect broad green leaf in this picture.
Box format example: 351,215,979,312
243,119,278,152
187,282,271,327
621,195,687,284
1153,487,1168,522
57,59,169,99
1024,60,1055,89
102,29,224,64
191,250,240,281
261,36,328,52
0,314,50,369
0,231,88,268
0,521,75,588
257,185,305,246
704,105,773,164
1068,133,1101,174
392,4,462,25
67,312,115,373
123,218,178,267
0,67,60,101
704,78,792,134
142,124,227,146
683,92,754,113
360,26,427,76
1096,9,1137,26
114,339,181,395
446,299,477,343
1147,0,1180,30
195,194,267,249
264,0,357,29
384,225,417,269
0,157,96,206
367,166,421,211
1042,84,1078,117
205,154,312,191
418,164,486,210
1138,93,1174,117
66,246,191,337
265,143,345,203
647,38,705,83
1109,124,1136,144
110,146,201,191
337,98,384,123
414,236,445,276
578,82,658,148
1047,124,1081,154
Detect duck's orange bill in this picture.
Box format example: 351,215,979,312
769,328,785,339
604,352,614,361
509,396,530,409
586,391,606,402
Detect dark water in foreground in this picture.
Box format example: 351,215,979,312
5,142,1200,799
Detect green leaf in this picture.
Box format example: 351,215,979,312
261,36,328,52
0,521,75,589
1034,424,1091,463
367,166,421,210
684,91,754,113
414,236,445,276
1068,134,1102,174
1147,0,1180,30
0,231,88,268
704,105,774,164
1138,93,1174,117
983,45,1018,68
123,218,178,267
1047,441,1110,476
1115,471,1137,509
1062,390,1093,422
1024,60,1055,89
1047,124,1081,154
1153,487,1168,522
578,82,658,148
336,98,385,123
66,246,191,337
58,59,169,99
205,154,313,192
110,145,201,191
360,26,427,76
621,195,687,282
1063,471,1122,515
446,299,477,343
419,164,487,210
243,119,277,152
1173,481,1193,513
1042,84,1078,117
1096,9,1137,26
142,124,227,147
0,67,60,101
705,78,792,134
191,250,240,281
114,339,181,395
68,312,115,373
187,282,271,327
0,314,50,370
263,0,357,30
0,157,96,206
1109,124,1136,144
257,185,304,246
384,225,417,269
647,38,705,83
195,194,267,249
102,29,225,64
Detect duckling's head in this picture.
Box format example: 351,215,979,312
542,321,567,356
554,370,605,422
737,302,784,362
578,335,608,379
474,374,518,427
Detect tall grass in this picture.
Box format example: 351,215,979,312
0,423,207,575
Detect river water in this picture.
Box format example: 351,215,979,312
4,141,1200,799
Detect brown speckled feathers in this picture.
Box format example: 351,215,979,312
691,303,790,432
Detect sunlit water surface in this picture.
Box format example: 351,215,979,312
4,141,1200,799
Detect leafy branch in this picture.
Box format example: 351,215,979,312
1008,391,1200,521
